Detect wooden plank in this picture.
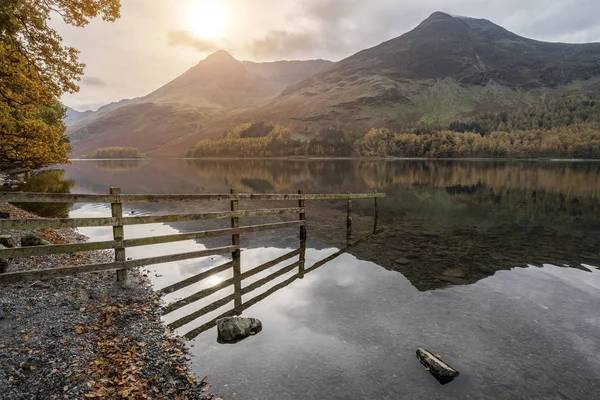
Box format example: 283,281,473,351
117,193,387,202
158,261,234,295
125,246,237,269
0,261,123,284
0,240,116,258
0,192,385,204
123,221,305,248
0,217,117,230
0,192,116,203
122,208,303,225
182,272,300,340
0,208,303,230
111,188,127,282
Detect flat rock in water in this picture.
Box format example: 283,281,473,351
0,235,15,248
0,244,7,273
416,348,460,384
216,316,262,343
21,234,50,247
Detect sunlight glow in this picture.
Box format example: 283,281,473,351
187,1,228,39
207,275,223,286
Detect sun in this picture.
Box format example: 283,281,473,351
187,1,228,39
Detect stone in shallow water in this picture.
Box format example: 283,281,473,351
20,235,50,247
416,348,460,384
0,235,15,248
0,244,8,273
216,317,262,343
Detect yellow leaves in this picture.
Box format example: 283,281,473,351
74,325,87,334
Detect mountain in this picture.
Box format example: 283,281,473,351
64,98,137,128
240,11,600,135
69,12,600,157
67,51,332,156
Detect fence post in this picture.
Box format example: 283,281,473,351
373,190,379,233
230,189,242,310
298,189,306,240
298,189,306,277
346,196,352,246
110,187,127,282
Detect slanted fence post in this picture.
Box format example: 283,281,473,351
346,195,352,246
230,189,242,310
110,187,127,282
373,190,379,233
298,189,306,277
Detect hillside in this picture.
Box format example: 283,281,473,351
68,12,600,157
243,11,600,135
67,52,332,157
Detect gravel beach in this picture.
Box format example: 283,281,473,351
0,202,219,399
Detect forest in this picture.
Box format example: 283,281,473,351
186,95,600,159
84,147,142,159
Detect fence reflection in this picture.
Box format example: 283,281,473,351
163,230,384,340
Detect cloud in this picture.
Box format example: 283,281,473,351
167,30,219,52
252,31,319,57
247,0,600,60
81,76,107,86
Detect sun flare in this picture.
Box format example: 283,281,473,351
187,1,228,39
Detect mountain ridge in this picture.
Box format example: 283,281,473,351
67,12,600,157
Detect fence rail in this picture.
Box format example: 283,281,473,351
0,188,385,285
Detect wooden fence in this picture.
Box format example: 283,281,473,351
165,229,384,340
0,189,385,285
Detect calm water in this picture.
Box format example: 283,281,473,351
6,159,600,399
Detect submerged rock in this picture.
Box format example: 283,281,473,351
216,316,262,343
21,235,50,247
0,235,15,248
0,244,8,273
416,348,460,384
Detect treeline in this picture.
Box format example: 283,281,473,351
85,147,142,159
187,95,600,159
354,125,600,158
186,123,355,157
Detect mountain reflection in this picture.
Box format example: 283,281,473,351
7,159,600,293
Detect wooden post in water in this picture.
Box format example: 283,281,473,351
298,189,306,278
373,190,379,233
110,187,127,282
346,196,353,246
298,189,306,241
230,189,242,310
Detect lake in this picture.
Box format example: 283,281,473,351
6,159,600,399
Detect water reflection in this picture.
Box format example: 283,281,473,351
1,170,75,217
163,231,382,340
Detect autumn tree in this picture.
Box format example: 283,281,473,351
0,0,120,170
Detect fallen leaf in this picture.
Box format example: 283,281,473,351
63,385,69,391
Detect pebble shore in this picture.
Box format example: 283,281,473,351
0,202,219,399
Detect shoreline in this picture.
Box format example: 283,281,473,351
0,202,217,399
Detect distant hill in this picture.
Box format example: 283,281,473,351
68,12,600,157
67,51,332,157
64,98,137,128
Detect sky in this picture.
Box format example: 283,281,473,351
56,0,600,111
